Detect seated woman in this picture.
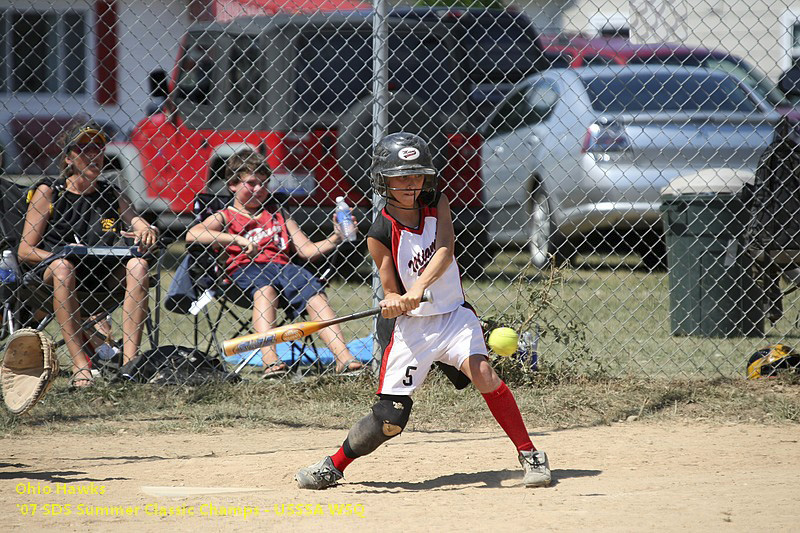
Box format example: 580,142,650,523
17,122,158,388
186,150,363,378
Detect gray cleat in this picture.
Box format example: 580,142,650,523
518,449,551,488
295,456,344,490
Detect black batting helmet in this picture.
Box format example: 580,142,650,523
370,132,437,199
746,344,800,379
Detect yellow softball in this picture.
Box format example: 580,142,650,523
488,327,519,357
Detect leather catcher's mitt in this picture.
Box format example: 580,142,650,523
1,328,58,415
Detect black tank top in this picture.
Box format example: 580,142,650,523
35,178,122,251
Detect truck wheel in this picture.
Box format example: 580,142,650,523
528,187,572,269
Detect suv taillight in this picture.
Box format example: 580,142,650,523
581,121,630,153
442,133,483,207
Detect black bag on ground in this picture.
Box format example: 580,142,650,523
119,345,238,385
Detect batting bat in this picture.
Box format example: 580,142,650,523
223,290,432,370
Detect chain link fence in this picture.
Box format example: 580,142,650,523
0,0,799,386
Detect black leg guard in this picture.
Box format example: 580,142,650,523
435,362,471,390
342,395,413,458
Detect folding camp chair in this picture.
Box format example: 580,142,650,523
164,192,327,378
741,118,800,328
746,249,800,328
0,177,163,378
0,177,32,339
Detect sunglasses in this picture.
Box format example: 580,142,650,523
69,143,106,154
68,127,108,147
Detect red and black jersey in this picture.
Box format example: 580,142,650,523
220,207,290,274
366,197,464,317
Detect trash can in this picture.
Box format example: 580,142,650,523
660,169,763,337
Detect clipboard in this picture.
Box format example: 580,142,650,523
56,245,141,260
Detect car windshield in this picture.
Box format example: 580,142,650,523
295,28,463,116
626,53,790,108
582,71,759,113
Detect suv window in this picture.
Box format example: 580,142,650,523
294,28,462,118
387,8,547,121
175,33,220,107
461,10,542,83
226,35,262,114
389,8,545,85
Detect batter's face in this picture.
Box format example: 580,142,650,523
386,174,425,208
232,172,270,208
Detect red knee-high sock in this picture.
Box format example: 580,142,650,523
482,382,535,452
330,447,354,472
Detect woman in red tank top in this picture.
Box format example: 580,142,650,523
220,207,291,273
186,151,363,377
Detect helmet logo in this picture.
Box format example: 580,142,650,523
398,147,420,161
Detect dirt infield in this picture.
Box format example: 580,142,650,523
2,421,798,532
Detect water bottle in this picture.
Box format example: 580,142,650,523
94,316,119,362
95,343,120,361
335,196,357,242
518,326,539,371
0,250,19,283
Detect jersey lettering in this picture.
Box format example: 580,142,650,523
407,239,436,274
243,225,285,249
367,204,464,316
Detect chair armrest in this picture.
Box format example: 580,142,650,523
748,247,800,266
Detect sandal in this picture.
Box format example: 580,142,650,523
261,361,289,379
69,369,96,390
335,358,364,375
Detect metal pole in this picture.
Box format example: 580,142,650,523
371,0,389,368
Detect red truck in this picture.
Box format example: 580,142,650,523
108,11,491,275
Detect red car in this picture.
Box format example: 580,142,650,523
538,32,800,121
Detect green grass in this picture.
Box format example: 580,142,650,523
2,373,798,438
473,250,800,379
5,245,799,438
35,244,800,381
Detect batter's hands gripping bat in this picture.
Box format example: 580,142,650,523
224,290,432,374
